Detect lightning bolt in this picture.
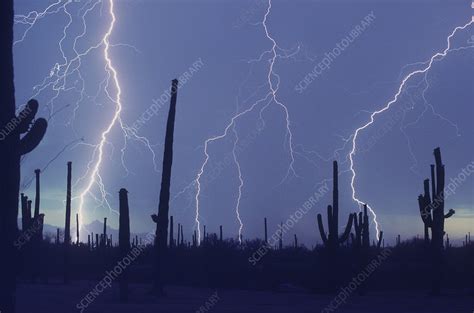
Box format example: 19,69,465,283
192,0,300,244
15,0,160,235
75,0,122,229
232,124,244,243
349,20,473,239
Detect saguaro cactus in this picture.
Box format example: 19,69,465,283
1,0,48,305
76,214,79,245
64,162,72,245
417,147,454,295
33,169,45,242
317,161,354,250
64,161,72,283
119,188,130,302
177,223,181,246
418,148,454,245
102,218,107,248
34,169,41,218
152,79,178,293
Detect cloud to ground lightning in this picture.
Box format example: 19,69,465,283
348,20,473,239
192,0,302,244
14,0,159,235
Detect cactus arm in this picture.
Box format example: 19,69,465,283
18,118,47,155
317,213,328,245
339,213,354,244
16,99,39,134
444,209,455,219
418,194,432,227
332,161,338,239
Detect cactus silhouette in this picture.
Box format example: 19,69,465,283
102,218,107,249
76,214,80,245
33,169,45,243
34,169,41,218
1,1,48,308
152,79,179,293
317,161,354,250
417,147,454,295
119,188,130,302
177,223,181,246
64,162,72,283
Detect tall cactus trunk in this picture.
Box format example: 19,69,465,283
31,169,43,283
0,1,18,311
331,160,339,247
102,218,107,249
431,149,445,251
152,79,179,293
76,214,79,245
33,169,44,241
64,162,72,284
119,188,130,303
34,169,40,218
177,224,181,246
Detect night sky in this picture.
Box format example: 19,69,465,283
13,0,473,246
